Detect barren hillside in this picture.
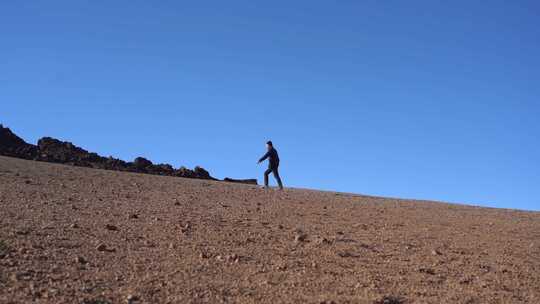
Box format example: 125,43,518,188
0,156,539,304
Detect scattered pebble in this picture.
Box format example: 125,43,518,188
375,296,405,304
315,236,331,245
418,267,436,275
337,251,360,258
96,243,108,252
294,233,307,243
12,271,33,281
180,224,191,234
127,294,139,304
105,224,118,231
75,256,87,264
221,254,240,263
15,230,29,235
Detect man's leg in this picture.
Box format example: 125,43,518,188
264,168,272,188
272,167,284,190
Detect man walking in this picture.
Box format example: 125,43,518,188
257,141,284,190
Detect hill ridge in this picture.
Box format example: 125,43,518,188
0,124,257,184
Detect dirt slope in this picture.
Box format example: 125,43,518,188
0,156,539,304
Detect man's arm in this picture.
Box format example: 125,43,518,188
258,151,270,163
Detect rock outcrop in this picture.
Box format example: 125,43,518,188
0,124,38,159
0,124,231,181
38,137,104,166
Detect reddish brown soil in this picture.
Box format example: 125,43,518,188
1,156,539,304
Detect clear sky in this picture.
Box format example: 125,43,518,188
2,1,539,211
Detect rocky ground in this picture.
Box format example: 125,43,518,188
0,156,539,304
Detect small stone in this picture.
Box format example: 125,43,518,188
375,296,405,304
96,243,108,252
199,252,208,259
294,233,307,243
105,224,118,231
127,294,139,304
75,256,87,264
315,236,331,245
15,230,29,235
226,254,239,262
337,251,360,258
128,213,138,219
69,223,79,229
418,267,436,275
431,249,442,256
13,271,32,281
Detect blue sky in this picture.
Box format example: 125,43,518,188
2,1,539,211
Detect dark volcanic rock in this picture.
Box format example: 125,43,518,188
0,125,38,159
37,137,103,166
157,163,174,173
174,167,196,178
223,178,258,185
104,157,130,171
133,157,152,169
173,166,217,180
0,124,255,184
194,166,213,179
148,163,175,175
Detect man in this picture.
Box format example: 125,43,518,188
257,141,284,190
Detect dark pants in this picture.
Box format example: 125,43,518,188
264,166,283,189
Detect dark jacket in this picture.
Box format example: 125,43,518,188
259,147,280,169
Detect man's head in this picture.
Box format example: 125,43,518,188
266,140,273,150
